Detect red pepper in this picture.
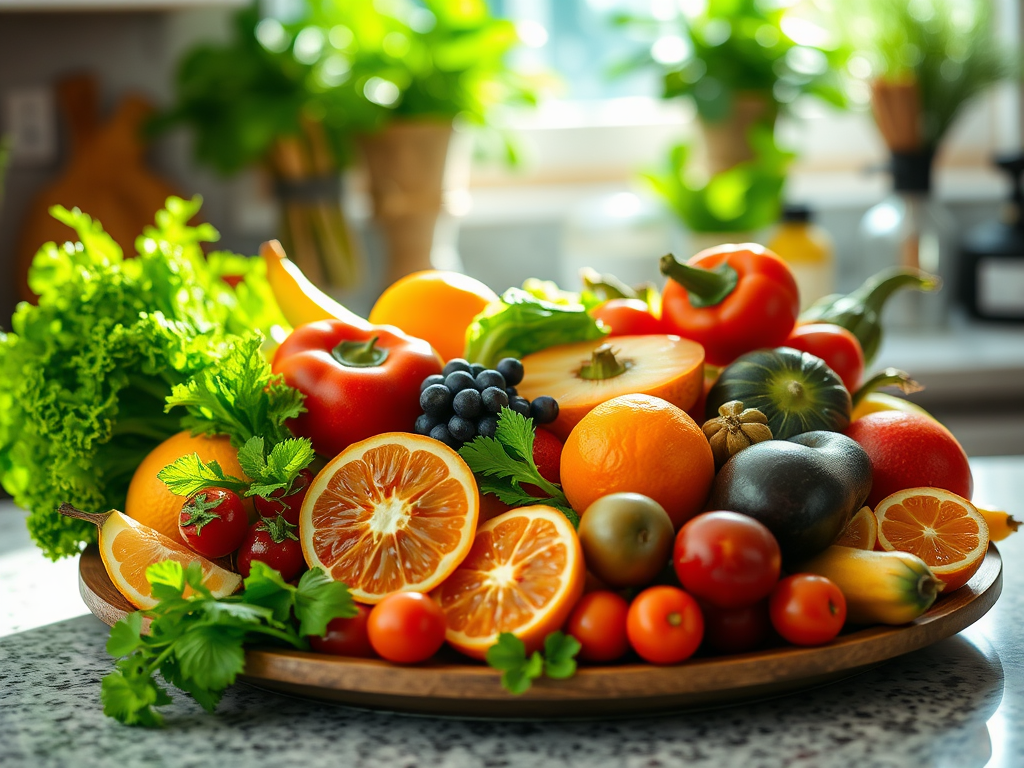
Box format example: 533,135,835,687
659,245,799,367
272,320,442,458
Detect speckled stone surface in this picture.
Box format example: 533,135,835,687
1,456,1022,768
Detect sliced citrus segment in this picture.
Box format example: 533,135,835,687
300,432,479,604
99,510,241,609
874,487,990,592
835,506,878,550
433,506,585,659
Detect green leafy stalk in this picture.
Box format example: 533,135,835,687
486,631,582,695
102,560,355,727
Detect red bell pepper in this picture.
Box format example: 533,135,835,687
272,320,442,458
660,244,799,367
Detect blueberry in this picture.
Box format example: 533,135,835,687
420,384,452,416
475,369,506,391
415,413,444,435
429,423,460,449
470,363,487,377
480,386,509,414
530,395,559,424
445,370,477,395
509,396,532,418
419,374,444,394
448,415,477,442
496,358,524,386
453,388,483,419
505,386,518,400
477,416,498,439
443,358,472,377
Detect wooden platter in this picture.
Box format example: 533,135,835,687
79,544,1002,718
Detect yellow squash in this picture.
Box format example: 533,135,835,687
976,506,1020,541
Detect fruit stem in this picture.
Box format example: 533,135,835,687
852,268,941,315
578,344,628,381
58,503,111,528
659,253,738,308
331,336,389,368
851,368,923,408
919,572,945,600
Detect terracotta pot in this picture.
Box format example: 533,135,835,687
698,93,777,176
358,120,453,285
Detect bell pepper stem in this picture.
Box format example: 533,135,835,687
659,254,739,308
331,336,389,368
851,368,923,408
852,268,941,314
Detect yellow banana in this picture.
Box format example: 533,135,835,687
976,506,1019,541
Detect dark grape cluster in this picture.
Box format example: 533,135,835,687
416,357,559,449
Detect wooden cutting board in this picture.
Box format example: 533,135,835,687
15,74,180,301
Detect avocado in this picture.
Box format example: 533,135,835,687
708,431,872,562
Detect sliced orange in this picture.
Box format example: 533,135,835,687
874,487,990,592
98,510,241,609
835,506,878,550
432,506,585,659
299,433,479,604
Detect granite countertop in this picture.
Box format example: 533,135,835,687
0,456,1021,768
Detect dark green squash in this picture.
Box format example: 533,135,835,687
706,347,851,440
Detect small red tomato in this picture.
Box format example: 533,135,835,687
626,586,704,664
673,511,781,609
309,604,375,658
236,514,306,581
700,600,771,655
565,591,630,663
367,592,447,664
591,299,664,336
178,488,249,559
769,574,847,646
784,323,865,392
254,468,314,525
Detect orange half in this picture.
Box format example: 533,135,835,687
835,506,878,550
432,506,585,659
299,433,479,604
99,510,241,609
874,487,990,592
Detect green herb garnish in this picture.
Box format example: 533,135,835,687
485,631,582,695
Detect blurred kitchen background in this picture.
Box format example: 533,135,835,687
1,0,1023,455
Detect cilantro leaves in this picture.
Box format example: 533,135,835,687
102,560,355,727
485,631,582,695
458,407,579,527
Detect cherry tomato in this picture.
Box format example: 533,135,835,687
236,514,306,581
566,591,630,662
626,586,704,664
700,600,771,655
254,468,314,525
769,574,846,646
367,592,447,664
178,488,249,559
784,324,865,392
673,511,781,609
591,299,664,336
309,604,375,658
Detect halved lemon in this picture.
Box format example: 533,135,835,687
874,487,990,592
835,506,878,550
99,510,241,609
299,433,479,604
432,506,585,660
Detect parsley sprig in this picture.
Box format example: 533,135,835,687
102,559,355,727
458,407,579,527
485,631,582,694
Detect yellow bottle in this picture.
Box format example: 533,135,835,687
768,204,835,311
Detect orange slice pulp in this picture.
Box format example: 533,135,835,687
299,432,479,604
99,510,241,609
874,487,990,592
432,506,585,659
835,506,878,550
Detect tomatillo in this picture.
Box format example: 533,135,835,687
578,493,675,588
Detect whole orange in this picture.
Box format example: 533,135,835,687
125,431,251,547
844,411,973,509
369,270,499,362
560,394,715,529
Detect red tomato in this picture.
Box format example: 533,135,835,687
626,586,704,664
367,592,447,664
673,511,781,609
784,323,865,391
254,468,314,525
565,591,630,663
769,574,846,646
700,600,771,655
309,604,375,658
178,488,249,559
236,514,306,581
591,299,663,336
